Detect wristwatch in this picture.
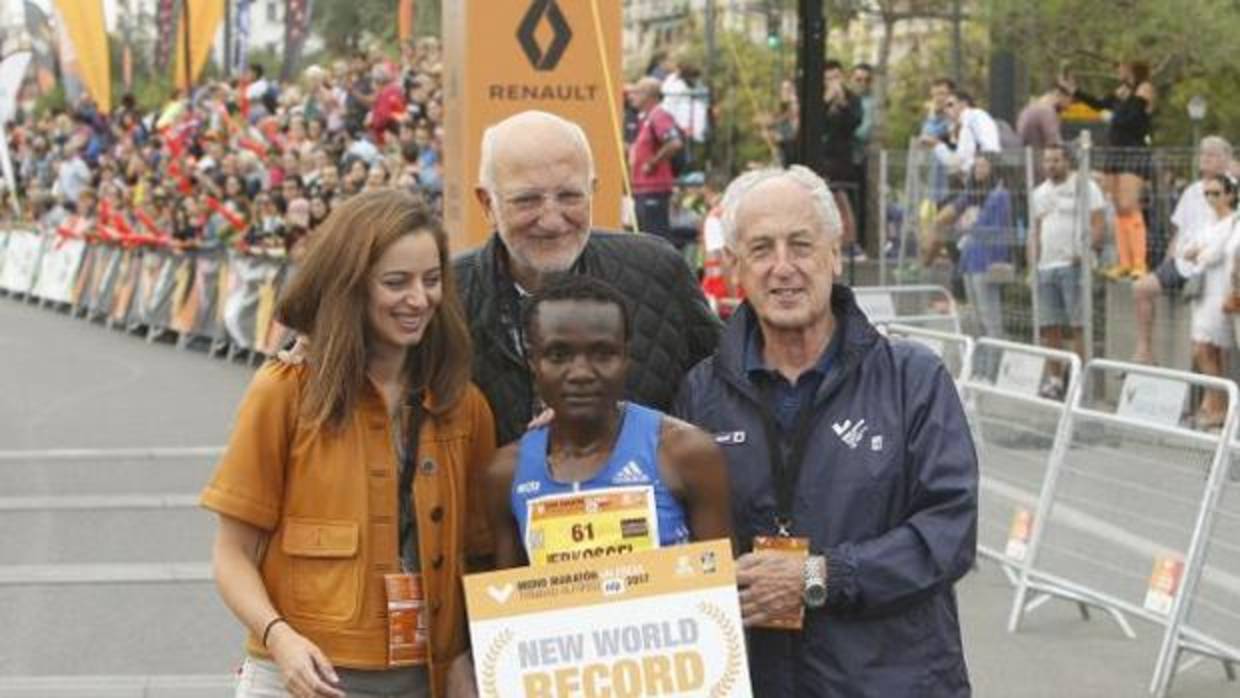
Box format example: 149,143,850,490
803,554,828,609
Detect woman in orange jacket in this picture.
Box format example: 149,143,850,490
202,188,495,697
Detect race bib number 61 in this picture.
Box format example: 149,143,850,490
525,487,660,566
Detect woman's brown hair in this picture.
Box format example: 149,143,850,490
276,188,471,427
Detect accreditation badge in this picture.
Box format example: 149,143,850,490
384,573,428,666
525,486,660,566
750,536,809,630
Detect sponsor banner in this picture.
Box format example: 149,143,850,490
32,238,85,304
464,540,751,697
88,246,124,316
140,251,181,329
3,230,294,349
109,250,142,324
0,230,43,294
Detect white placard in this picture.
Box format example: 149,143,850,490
32,238,85,303
996,351,1047,397
465,541,751,697
0,230,43,294
1117,374,1188,428
854,290,896,323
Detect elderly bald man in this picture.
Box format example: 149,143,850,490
454,110,720,447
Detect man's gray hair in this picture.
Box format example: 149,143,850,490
1201,135,1233,160
720,165,842,249
478,110,595,191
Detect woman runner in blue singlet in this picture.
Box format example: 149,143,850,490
484,275,733,569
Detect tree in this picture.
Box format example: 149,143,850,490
315,0,441,55
987,0,1240,146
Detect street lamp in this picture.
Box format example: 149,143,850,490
1188,95,1207,148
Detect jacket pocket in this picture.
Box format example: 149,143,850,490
281,517,361,622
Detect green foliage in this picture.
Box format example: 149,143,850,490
679,28,793,171
986,0,1240,146
132,77,176,113
878,19,988,147
33,84,67,115
314,0,441,55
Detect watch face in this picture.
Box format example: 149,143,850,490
804,584,827,608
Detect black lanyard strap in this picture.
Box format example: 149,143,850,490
756,385,819,537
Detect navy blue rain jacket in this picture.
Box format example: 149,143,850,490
673,285,977,697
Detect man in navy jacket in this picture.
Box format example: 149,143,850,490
674,166,977,697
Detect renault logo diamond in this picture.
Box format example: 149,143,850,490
517,0,572,71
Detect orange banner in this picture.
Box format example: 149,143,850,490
173,0,227,91
398,0,415,43
52,0,110,112
443,0,624,251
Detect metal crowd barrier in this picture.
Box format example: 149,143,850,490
960,338,1082,585
883,323,974,385
0,227,293,361
1150,423,1240,695
853,284,961,334
1007,359,1238,695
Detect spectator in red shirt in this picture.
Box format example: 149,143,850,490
369,64,406,146
628,77,683,242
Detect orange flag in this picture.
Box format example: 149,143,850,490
172,0,227,91
398,0,415,43
52,0,110,112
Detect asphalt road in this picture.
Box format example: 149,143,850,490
1,294,1237,697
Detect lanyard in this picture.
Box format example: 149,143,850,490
755,390,818,537
398,392,425,574
750,326,842,537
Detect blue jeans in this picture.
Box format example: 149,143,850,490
1036,264,1083,328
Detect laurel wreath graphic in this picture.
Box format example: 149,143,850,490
699,601,743,697
480,628,514,698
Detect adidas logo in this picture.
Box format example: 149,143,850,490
612,460,651,485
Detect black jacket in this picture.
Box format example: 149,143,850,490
674,286,977,697
453,230,721,446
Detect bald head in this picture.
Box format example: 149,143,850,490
478,111,595,192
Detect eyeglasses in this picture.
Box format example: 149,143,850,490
496,187,591,216
1205,190,1225,198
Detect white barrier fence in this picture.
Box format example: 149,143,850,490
963,339,1082,586
854,284,961,334
883,320,1240,695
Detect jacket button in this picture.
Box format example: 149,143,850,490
429,506,443,522
432,554,444,570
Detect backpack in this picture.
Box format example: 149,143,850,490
669,123,689,177
647,106,689,177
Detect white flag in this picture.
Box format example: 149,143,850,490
0,51,32,214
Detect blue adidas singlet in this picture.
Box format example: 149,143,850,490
510,402,691,560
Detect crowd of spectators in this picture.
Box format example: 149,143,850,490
2,38,448,266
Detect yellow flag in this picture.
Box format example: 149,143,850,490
172,0,227,91
52,0,110,112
